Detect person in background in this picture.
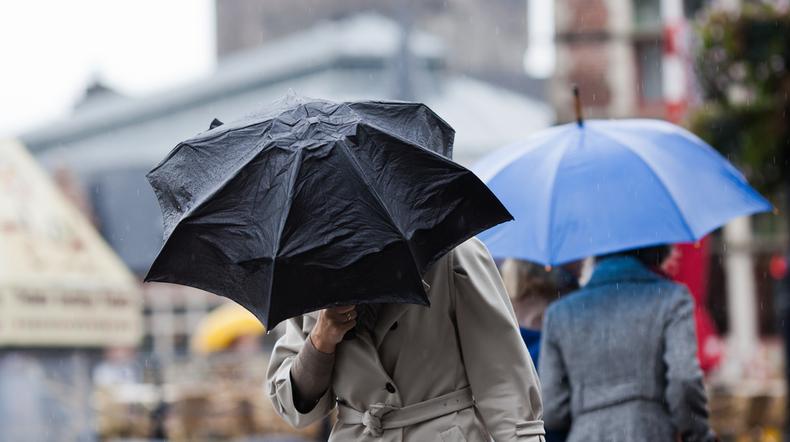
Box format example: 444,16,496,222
500,259,580,367
539,245,717,442
501,259,579,442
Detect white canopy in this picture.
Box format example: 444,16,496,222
0,140,141,347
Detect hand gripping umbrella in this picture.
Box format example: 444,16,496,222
145,96,511,328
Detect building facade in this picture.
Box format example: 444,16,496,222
215,0,546,98
550,0,706,121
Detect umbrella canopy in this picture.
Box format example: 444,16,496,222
191,303,265,354
146,95,511,328
474,119,772,265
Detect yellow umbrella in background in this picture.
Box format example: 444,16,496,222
191,303,265,354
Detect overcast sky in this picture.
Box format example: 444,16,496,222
0,0,214,136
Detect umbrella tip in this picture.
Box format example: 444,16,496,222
573,85,584,127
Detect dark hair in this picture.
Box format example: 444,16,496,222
599,244,671,268
501,259,579,302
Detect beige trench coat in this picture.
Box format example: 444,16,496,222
266,238,545,441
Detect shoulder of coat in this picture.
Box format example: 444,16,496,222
659,280,695,306
448,237,491,275
543,283,609,321
453,237,489,261
544,289,576,316
637,278,691,302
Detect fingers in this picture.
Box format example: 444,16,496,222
324,308,356,333
338,319,357,333
325,306,357,323
312,306,359,353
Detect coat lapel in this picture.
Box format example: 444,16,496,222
371,279,431,348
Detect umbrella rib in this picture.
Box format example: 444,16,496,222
152,140,271,241
361,119,453,160
334,139,418,265
544,130,576,264
151,99,312,241
591,128,698,240
474,124,568,183
264,148,305,325
146,142,274,290
271,148,306,260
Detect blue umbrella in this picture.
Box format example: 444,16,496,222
473,118,772,265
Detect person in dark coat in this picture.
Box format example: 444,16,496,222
539,245,717,442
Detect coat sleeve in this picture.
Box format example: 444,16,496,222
265,315,335,429
663,287,717,442
452,238,546,441
538,305,571,431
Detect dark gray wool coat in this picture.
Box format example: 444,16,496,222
539,256,717,442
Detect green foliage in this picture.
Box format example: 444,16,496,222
689,2,790,195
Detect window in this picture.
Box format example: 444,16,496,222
174,333,191,357
684,0,706,18
633,0,662,30
635,40,664,103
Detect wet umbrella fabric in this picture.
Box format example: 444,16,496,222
146,97,511,328
474,119,772,265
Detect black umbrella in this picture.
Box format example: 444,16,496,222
145,95,512,328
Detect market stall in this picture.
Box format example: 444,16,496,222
0,139,142,441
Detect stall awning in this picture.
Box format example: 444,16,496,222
0,139,142,347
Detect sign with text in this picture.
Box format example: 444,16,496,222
0,140,142,347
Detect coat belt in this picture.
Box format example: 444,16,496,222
336,386,475,437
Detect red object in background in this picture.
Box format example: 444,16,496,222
663,238,723,373
660,14,721,373
663,22,681,54
770,254,788,280
665,101,687,126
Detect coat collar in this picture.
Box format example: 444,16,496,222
584,256,663,289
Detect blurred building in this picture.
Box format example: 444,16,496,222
20,13,552,361
215,0,547,98
0,140,142,441
550,0,706,121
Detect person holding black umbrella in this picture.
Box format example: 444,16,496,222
267,238,546,441
144,96,545,441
